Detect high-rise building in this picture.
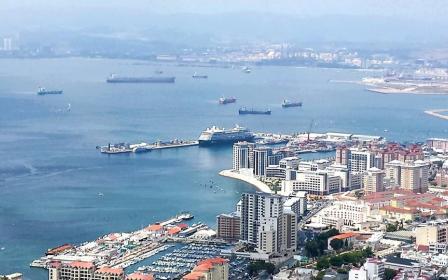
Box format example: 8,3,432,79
349,149,375,173
232,142,255,171
216,212,240,242
400,160,429,193
363,168,386,194
384,160,402,186
268,152,284,166
240,193,297,255
253,147,272,177
335,146,350,166
2,38,12,51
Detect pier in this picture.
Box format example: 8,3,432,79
99,140,198,154
424,109,448,121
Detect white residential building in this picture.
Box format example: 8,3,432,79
281,170,342,196
312,200,369,229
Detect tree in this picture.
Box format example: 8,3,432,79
305,240,320,258
330,238,344,251
384,268,397,280
362,247,374,258
329,255,343,267
248,261,275,276
386,223,397,232
316,258,330,270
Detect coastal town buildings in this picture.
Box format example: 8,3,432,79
182,258,229,280
348,149,375,173
415,221,448,253
311,200,369,229
348,258,384,280
216,213,240,242
281,170,342,196
363,168,386,194
399,161,429,193
253,147,273,177
239,193,301,255
48,261,132,280
232,142,255,171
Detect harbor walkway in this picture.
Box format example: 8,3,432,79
219,169,272,193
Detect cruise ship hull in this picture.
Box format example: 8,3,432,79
198,136,255,146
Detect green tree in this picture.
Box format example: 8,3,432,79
316,258,330,270
386,223,397,232
330,238,344,251
315,271,326,280
329,255,344,267
248,261,275,276
362,247,374,258
384,268,397,280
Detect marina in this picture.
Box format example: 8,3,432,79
29,213,225,273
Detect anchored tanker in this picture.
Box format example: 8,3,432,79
106,74,175,83
282,100,302,108
37,87,63,95
198,125,254,146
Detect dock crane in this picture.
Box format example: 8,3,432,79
307,119,315,142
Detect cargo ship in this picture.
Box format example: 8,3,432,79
106,74,175,83
198,125,254,146
192,72,208,79
219,97,236,104
37,87,63,95
282,100,302,108
239,107,271,115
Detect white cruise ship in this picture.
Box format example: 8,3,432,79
198,125,254,146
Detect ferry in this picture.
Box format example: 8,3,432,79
219,97,236,104
37,87,63,95
282,100,302,108
239,107,271,115
106,74,175,83
192,72,208,79
198,125,254,146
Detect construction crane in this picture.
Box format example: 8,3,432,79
307,119,315,142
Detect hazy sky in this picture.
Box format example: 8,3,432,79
2,0,448,19
2,0,447,47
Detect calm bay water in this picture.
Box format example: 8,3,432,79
0,58,447,278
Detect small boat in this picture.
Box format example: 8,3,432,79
282,100,302,108
239,107,271,115
242,66,251,73
192,72,208,79
37,87,63,95
219,97,236,104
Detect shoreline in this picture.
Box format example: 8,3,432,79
424,109,448,120
219,169,272,193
